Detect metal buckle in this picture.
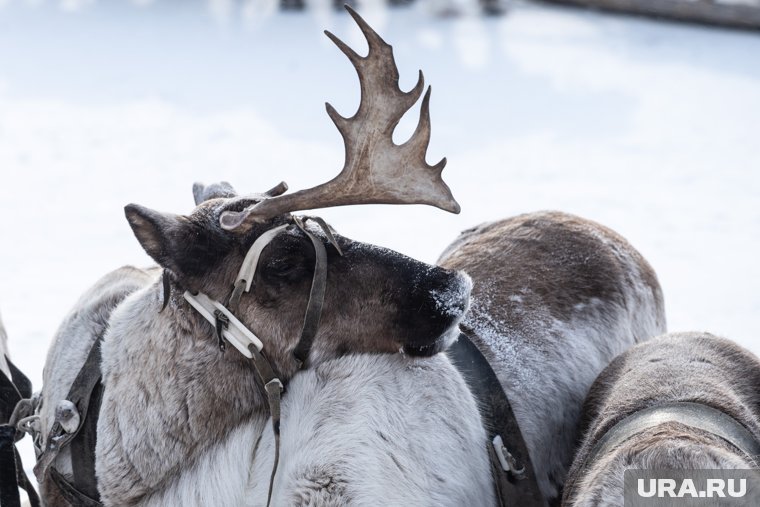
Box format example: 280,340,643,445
184,291,263,358
493,435,526,478
214,310,229,352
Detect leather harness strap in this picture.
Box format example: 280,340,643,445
1,358,33,423
0,424,23,507
1,356,41,507
592,402,760,467
448,332,547,507
255,216,331,505
248,344,284,507
34,338,105,507
49,467,103,507
563,401,760,503
202,216,333,506
70,379,104,502
291,216,330,368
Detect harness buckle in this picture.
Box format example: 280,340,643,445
264,378,284,395
493,435,526,479
54,400,81,435
214,309,229,352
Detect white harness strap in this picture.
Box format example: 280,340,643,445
183,293,262,358
237,224,290,292
183,223,289,358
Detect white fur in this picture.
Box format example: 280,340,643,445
92,350,493,507
135,418,268,507
247,353,495,507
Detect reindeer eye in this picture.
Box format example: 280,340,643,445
259,233,314,283
274,261,298,274
266,257,303,278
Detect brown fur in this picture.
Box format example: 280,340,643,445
440,211,662,326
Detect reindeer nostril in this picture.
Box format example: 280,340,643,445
428,271,471,319
399,267,471,357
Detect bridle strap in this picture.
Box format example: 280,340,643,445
252,216,332,504
291,217,330,367
228,224,290,313
306,216,342,255
160,270,171,312
247,345,283,507
184,216,334,505
237,224,291,294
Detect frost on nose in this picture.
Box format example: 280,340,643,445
429,271,472,321
401,268,472,356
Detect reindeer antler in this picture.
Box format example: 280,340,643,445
220,6,459,231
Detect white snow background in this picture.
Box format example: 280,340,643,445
1,0,759,483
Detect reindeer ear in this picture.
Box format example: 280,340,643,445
192,181,237,206
125,204,185,273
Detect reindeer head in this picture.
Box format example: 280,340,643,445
124,7,468,380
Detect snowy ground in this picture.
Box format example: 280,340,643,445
1,0,759,481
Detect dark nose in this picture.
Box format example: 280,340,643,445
399,267,471,354
425,269,471,321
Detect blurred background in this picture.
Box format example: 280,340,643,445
0,0,759,396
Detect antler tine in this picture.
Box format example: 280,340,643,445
324,30,362,67
219,6,459,232
344,4,386,54
407,86,445,172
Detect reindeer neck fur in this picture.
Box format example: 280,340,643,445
116,416,269,507
96,272,271,506
246,353,495,507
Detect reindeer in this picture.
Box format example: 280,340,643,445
35,8,666,505
563,332,760,507
36,8,474,506
247,211,667,505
